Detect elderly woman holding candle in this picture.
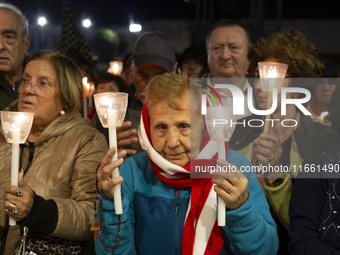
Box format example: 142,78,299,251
0,51,108,254
229,29,340,254
95,72,279,255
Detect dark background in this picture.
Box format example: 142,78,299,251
6,0,340,70
10,0,340,26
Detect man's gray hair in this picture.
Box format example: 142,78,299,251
0,2,29,40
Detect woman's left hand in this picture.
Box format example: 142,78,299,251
117,121,139,156
3,171,34,221
212,159,249,210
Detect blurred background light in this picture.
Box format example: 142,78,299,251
82,19,92,28
38,17,47,26
129,23,141,32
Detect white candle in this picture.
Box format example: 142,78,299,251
107,109,122,215
268,67,277,78
217,140,225,162
10,126,20,226
263,91,273,133
82,77,90,118
318,111,328,124
217,139,226,226
264,68,277,133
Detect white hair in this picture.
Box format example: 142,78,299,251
0,2,29,40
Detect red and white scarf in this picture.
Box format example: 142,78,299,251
140,103,229,255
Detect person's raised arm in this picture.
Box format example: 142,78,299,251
95,147,136,255
213,152,279,255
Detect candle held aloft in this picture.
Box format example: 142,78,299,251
217,139,226,226
258,62,288,134
1,112,34,226
267,67,277,90
263,91,273,133
107,109,117,129
267,67,278,77
10,126,20,226
258,62,288,92
107,109,122,215
318,111,328,124
83,77,91,118
93,92,128,215
11,126,20,185
206,106,238,227
82,77,91,98
107,61,123,75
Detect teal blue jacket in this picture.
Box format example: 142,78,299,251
95,150,279,254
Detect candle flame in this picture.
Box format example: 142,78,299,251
15,113,25,125
113,63,119,74
82,77,88,85
90,83,95,94
82,77,91,98
108,61,123,75
101,97,112,108
267,67,278,78
320,111,328,118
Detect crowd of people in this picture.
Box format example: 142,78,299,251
0,2,340,255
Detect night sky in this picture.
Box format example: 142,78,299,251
9,0,196,27
7,0,340,28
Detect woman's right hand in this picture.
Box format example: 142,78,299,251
97,147,126,199
3,171,35,221
253,133,283,167
253,133,285,186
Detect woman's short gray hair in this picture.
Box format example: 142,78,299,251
0,3,29,40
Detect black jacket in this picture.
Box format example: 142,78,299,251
124,83,144,154
0,82,18,111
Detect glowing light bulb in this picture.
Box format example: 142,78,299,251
38,17,47,26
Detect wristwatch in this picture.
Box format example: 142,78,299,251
267,178,285,188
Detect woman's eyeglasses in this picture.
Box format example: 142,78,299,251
21,78,57,93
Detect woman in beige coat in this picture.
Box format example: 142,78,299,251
0,51,108,255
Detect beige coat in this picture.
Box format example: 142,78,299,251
0,102,108,254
